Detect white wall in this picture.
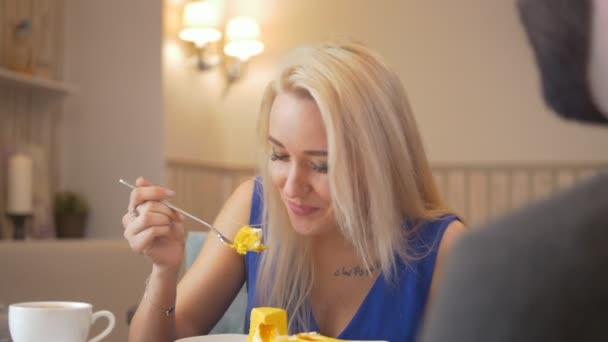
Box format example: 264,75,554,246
62,0,164,238
164,0,608,167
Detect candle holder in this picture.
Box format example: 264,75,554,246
6,213,33,240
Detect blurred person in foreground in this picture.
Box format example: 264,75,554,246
420,0,608,341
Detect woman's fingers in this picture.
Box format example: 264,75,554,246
139,201,180,221
173,220,186,241
122,212,131,228
135,176,152,187
127,225,172,254
125,211,172,237
122,177,185,269
129,176,154,212
128,185,175,212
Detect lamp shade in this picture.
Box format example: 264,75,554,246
179,0,222,47
223,16,265,61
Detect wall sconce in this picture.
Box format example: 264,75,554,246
178,0,264,83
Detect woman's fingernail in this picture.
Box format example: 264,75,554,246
165,189,176,197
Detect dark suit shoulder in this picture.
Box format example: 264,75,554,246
420,172,608,342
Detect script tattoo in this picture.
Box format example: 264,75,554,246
333,265,378,277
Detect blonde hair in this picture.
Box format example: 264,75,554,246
255,41,452,332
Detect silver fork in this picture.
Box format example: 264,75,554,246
119,179,234,245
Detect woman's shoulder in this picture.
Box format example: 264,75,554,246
249,177,265,225
439,219,467,245
214,179,257,235
407,215,465,256
229,178,257,205
414,214,461,238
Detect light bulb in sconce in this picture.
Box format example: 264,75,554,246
222,16,264,82
224,16,265,61
177,0,265,83
178,0,222,48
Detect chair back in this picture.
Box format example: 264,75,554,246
185,230,248,334
185,231,208,269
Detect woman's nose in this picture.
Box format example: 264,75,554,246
283,165,310,198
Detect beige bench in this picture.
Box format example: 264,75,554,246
0,240,150,342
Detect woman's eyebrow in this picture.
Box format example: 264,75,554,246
303,150,327,156
269,135,327,156
268,136,284,147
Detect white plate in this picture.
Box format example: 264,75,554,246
175,334,386,342
176,334,247,342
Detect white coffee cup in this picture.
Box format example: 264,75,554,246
9,301,115,342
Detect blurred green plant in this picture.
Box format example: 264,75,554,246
53,191,89,215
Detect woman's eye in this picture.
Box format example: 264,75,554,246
312,162,329,174
270,151,289,161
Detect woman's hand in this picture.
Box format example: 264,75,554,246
122,176,185,274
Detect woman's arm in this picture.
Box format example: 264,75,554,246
127,178,255,341
174,179,255,337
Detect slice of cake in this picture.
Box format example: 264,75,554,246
248,307,346,342
247,307,288,342
230,225,267,255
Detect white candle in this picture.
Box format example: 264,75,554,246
7,153,34,214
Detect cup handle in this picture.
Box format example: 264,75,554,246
88,310,116,342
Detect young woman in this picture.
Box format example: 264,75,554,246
123,41,466,342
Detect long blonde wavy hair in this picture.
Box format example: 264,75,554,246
254,41,452,332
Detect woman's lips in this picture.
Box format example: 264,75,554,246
287,201,320,216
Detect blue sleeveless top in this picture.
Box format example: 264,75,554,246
244,180,458,342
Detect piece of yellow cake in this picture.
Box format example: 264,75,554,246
247,307,288,342
230,225,267,255
248,307,345,342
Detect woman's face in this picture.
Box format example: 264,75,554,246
268,91,335,236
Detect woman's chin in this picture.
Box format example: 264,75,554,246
289,218,338,237
290,221,319,236
285,207,335,236
288,215,322,236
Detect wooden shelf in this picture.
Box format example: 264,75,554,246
0,67,77,95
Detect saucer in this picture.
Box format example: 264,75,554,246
175,334,387,342
176,334,246,342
